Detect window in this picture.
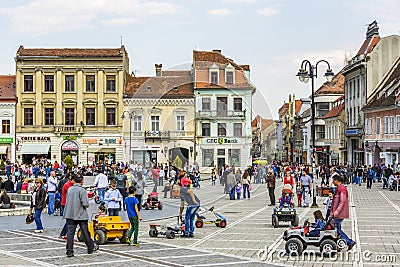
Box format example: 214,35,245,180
86,108,95,126
202,123,210,136
133,115,142,131
24,108,33,125
369,118,373,135
317,103,329,117
176,115,185,131
217,97,227,116
390,117,395,134
376,117,381,135
202,98,211,111
338,124,341,140
106,76,116,91
106,108,116,125
228,149,240,166
24,75,33,92
86,75,95,92
217,149,225,156
44,108,54,125
397,116,400,134
151,116,160,131
210,71,218,84
65,75,74,92
384,117,388,134
218,123,226,137
234,123,242,137
365,119,369,135
65,108,75,125
316,125,325,140
2,120,10,134
234,98,242,112
202,149,214,167
44,75,54,92
226,71,234,84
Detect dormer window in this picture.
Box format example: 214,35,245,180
225,64,235,84
209,63,219,84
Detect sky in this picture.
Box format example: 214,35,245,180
1,0,400,119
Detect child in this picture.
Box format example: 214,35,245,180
278,186,293,207
125,186,142,246
97,203,107,218
323,190,333,221
296,181,302,207
308,210,326,237
211,173,216,186
235,182,242,200
104,180,122,216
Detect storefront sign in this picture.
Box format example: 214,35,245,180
20,136,50,141
83,138,98,144
345,129,359,136
105,139,116,144
61,141,79,151
0,137,13,144
62,136,77,140
205,138,239,145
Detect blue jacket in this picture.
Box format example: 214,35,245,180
279,195,291,207
311,219,326,230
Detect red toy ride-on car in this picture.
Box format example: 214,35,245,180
143,192,163,210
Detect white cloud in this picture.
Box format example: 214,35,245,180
257,5,280,16
0,0,183,36
221,0,259,3
208,8,232,16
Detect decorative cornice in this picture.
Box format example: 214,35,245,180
124,98,195,106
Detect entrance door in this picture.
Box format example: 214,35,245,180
217,158,225,173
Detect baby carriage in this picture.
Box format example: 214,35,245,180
143,191,163,210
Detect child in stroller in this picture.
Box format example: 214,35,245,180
143,191,163,210
278,184,294,207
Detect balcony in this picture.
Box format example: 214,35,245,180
54,125,84,135
197,110,245,119
170,131,195,138
145,130,170,140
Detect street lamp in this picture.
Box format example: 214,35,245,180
296,59,334,208
121,110,136,164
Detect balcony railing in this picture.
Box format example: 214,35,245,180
54,125,84,134
169,131,195,138
145,130,170,139
197,110,245,119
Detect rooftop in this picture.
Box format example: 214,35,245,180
0,75,16,101
16,45,127,58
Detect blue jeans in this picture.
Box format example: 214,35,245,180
334,219,354,246
108,208,119,216
34,209,43,230
243,184,250,199
48,192,55,215
236,192,241,199
60,205,64,217
229,186,235,200
357,176,362,185
184,205,200,236
97,188,106,203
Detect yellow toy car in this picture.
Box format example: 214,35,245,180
77,215,131,245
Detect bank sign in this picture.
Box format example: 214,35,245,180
0,137,13,144
203,138,241,145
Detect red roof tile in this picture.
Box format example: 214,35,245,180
315,71,344,95
251,115,274,130
356,37,380,56
16,45,127,58
193,50,242,70
295,100,302,115
0,75,16,101
279,103,289,116
322,102,345,119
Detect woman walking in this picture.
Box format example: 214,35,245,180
31,178,47,233
241,170,251,199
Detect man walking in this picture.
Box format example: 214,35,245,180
59,174,74,239
47,171,58,215
331,174,356,250
266,169,276,206
300,170,312,207
115,169,128,210
366,166,374,189
63,175,96,257
93,170,108,203
226,168,236,200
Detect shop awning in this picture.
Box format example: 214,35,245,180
0,146,7,154
20,144,50,155
97,148,116,153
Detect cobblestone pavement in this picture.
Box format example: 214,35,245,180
1,178,399,266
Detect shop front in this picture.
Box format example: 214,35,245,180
19,136,51,164
131,145,159,168
61,140,79,165
0,137,13,161
83,137,121,166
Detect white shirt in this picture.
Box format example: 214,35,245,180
94,173,108,188
48,176,57,192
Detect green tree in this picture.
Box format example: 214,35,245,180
63,155,74,169
0,159,5,170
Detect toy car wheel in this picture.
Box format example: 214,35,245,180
195,220,204,228
144,203,150,210
94,196,101,204
215,219,220,227
272,215,279,228
149,229,158,237
77,228,84,242
336,238,347,251
285,238,303,256
107,237,116,241
220,220,227,228
158,203,163,210
320,239,337,256
166,230,175,239
94,230,106,245
119,230,128,244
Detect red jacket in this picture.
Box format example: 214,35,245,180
331,184,349,219
61,180,72,206
284,176,294,188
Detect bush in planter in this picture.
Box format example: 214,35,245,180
0,159,5,171
63,155,74,170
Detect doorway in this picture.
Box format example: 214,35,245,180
217,158,225,173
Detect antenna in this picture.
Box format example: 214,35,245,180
120,36,123,46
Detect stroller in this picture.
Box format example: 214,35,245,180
389,175,398,191
143,192,163,210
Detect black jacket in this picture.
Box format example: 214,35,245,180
31,186,47,210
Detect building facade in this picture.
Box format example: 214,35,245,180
193,50,255,172
15,46,129,165
0,75,17,163
123,68,195,168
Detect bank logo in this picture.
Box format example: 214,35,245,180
218,138,224,145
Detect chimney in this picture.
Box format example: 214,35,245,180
366,20,379,39
212,49,221,54
155,64,162,76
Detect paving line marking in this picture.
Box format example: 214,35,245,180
0,248,57,267
349,185,362,267
204,248,262,251
155,253,209,259
62,259,134,267
0,241,46,246
9,247,66,252
189,261,252,267
379,191,400,214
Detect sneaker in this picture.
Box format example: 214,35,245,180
59,235,67,239
189,234,194,238
131,243,139,246
34,229,44,233
126,237,131,244
66,253,74,258
181,234,189,238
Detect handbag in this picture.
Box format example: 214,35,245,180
26,210,34,224
249,184,252,191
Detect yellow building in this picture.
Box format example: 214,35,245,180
123,68,195,168
15,45,129,165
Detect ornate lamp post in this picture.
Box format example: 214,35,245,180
296,59,334,208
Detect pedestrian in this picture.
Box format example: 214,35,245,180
134,172,145,210
323,189,333,221
59,175,75,239
150,166,160,192
175,178,200,238
31,178,46,233
47,171,58,215
125,186,142,246
266,169,276,206
114,168,128,210
241,170,251,199
211,172,216,186
0,189,11,209
356,166,363,186
93,170,108,203
283,171,294,189
300,170,312,207
366,166,374,189
105,180,122,216
331,174,356,250
235,182,242,200
63,175,96,257
227,169,236,200
296,181,302,207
